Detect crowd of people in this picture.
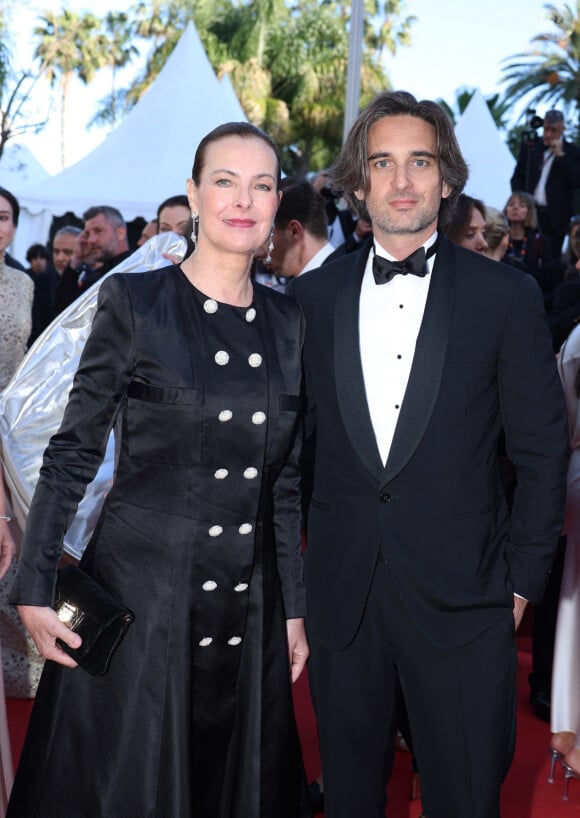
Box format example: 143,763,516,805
0,92,579,818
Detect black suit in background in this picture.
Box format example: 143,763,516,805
28,267,59,343
293,236,569,818
511,137,580,253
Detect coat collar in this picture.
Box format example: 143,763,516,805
334,234,455,486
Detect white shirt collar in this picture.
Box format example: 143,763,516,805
299,241,335,276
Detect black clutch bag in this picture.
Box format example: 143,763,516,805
54,564,135,676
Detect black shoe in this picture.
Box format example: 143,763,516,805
308,780,324,814
530,689,551,723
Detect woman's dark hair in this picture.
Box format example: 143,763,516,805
440,194,486,245
332,90,467,226
0,186,20,227
191,122,281,189
157,194,189,222
26,243,49,263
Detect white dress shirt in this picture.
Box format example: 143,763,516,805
300,241,335,276
533,149,556,207
359,233,437,465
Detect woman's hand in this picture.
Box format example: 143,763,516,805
17,605,82,668
0,519,15,580
286,617,309,684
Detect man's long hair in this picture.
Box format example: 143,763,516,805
332,90,468,227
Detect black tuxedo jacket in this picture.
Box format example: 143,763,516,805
292,235,569,651
511,138,580,242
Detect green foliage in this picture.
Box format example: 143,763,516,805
20,0,416,173
501,1,580,118
121,0,416,175
34,10,107,85
437,87,512,130
0,7,44,161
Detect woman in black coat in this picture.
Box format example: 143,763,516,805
7,122,311,818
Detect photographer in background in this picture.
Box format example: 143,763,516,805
312,169,356,247
511,109,580,257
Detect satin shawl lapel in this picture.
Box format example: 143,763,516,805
334,247,385,481
380,234,455,488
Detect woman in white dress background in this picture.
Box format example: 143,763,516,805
550,269,580,797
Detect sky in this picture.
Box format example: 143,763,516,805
9,0,563,175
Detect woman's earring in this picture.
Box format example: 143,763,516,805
190,213,199,253
265,228,275,264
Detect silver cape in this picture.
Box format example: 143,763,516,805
0,232,187,559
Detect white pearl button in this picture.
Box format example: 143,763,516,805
248,353,262,368
245,308,256,322
199,637,213,647
203,299,218,314
239,523,253,535
215,350,230,366
214,468,228,480
202,581,217,591
243,467,258,479
209,525,223,537
218,410,233,422
252,411,266,425
234,583,249,592
228,636,242,646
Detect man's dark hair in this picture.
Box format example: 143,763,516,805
0,186,20,226
332,90,468,226
191,121,281,189
275,179,328,240
157,195,189,222
82,205,126,229
26,243,49,262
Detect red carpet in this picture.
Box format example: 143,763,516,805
6,635,580,815
292,633,580,816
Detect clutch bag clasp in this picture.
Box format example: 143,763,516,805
55,600,85,631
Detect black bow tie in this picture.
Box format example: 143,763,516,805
372,244,436,285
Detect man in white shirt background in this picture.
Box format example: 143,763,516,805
262,178,334,289
511,109,580,255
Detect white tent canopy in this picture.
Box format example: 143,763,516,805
13,21,246,261
454,89,515,210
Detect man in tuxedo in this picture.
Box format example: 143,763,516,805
292,91,569,818
265,178,335,289
511,109,580,255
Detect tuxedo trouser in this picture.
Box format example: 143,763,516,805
307,550,517,818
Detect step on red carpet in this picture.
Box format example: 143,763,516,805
6,637,580,816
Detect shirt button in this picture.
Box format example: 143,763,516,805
379,492,391,503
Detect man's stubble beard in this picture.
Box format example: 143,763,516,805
370,198,441,238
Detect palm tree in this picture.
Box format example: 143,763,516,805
102,12,139,126
0,7,45,160
501,1,580,115
115,0,414,175
438,88,511,130
34,10,108,167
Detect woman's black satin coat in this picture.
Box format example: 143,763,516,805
7,266,310,818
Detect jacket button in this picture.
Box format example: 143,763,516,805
379,492,391,503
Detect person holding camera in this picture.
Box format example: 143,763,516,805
511,109,580,257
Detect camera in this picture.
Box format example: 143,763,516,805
527,108,544,132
